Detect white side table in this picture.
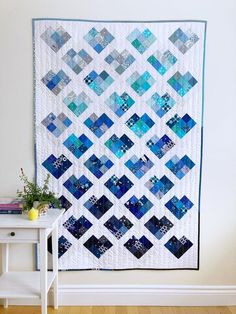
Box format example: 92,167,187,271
0,208,64,314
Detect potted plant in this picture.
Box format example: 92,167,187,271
17,168,61,215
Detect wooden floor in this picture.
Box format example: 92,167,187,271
0,307,236,314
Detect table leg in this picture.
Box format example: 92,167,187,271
2,243,9,308
40,229,48,314
52,225,58,309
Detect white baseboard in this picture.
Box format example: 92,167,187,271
5,285,236,306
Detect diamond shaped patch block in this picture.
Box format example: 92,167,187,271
105,134,134,159
42,154,72,179
147,92,176,118
146,134,175,159
84,113,114,138
126,113,155,138
165,195,193,219
127,71,155,96
125,195,153,219
63,175,93,199
166,113,196,138
125,154,154,179
41,112,72,137
84,27,114,53
127,28,156,54
147,50,177,75
145,216,174,240
58,236,72,258
64,91,92,117
42,70,71,95
124,236,153,259
84,195,113,219
169,28,199,54
104,215,133,239
105,175,134,199
165,236,193,259
84,70,114,96
145,175,174,199
84,235,113,258
166,155,195,180
105,92,135,117
62,48,92,74
105,49,135,74
63,215,92,239
84,154,113,179
63,134,93,159
168,71,197,97
40,26,71,52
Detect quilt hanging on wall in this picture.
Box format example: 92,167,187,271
34,19,206,270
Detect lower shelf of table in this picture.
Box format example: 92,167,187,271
0,271,56,299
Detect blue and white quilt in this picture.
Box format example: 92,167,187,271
34,19,206,269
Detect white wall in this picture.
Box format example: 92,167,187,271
0,0,236,287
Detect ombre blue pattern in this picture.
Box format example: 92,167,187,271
35,19,205,269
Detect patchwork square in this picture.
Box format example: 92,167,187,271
63,175,93,199
146,134,175,159
124,235,153,259
41,112,72,137
84,154,114,179
147,50,177,75
40,26,71,52
127,71,155,96
42,154,72,179
127,28,156,54
105,134,134,159
84,235,113,258
105,92,135,117
58,236,72,258
105,49,135,74
62,48,92,74
104,215,133,239
84,70,114,96
63,133,93,159
144,216,174,240
58,195,72,211
41,70,71,95
168,71,197,97
165,155,195,179
84,113,114,138
125,113,155,138
63,215,92,239
84,195,113,219
165,195,194,219
145,175,174,199
105,175,134,199
84,27,114,53
147,92,176,118
169,28,199,54
63,91,92,117
165,236,193,258
166,113,196,138
125,154,154,179
125,195,153,219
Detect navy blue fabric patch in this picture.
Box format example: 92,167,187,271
84,235,113,258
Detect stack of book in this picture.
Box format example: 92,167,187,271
0,198,23,214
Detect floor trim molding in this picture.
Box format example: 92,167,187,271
7,285,236,306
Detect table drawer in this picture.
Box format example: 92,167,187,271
0,228,39,242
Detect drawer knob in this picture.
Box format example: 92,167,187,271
10,232,15,237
